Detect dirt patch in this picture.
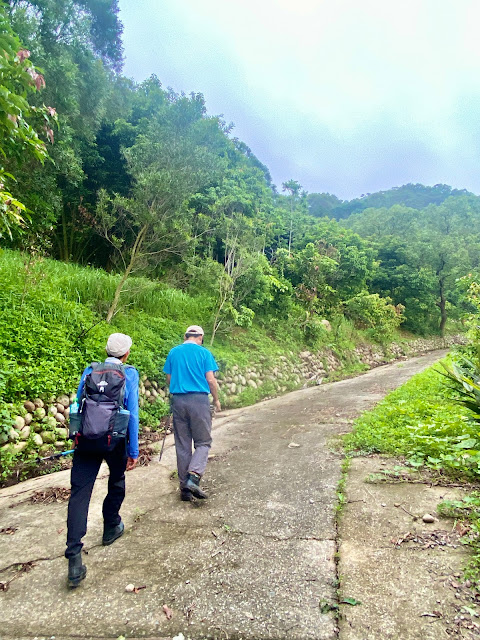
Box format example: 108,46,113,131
339,455,480,640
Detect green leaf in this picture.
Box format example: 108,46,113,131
319,599,338,614
341,597,362,606
454,438,478,449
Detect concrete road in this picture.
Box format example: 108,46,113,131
0,351,448,640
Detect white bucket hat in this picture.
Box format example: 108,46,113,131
106,333,132,357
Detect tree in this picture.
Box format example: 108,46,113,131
95,96,223,322
282,179,303,255
345,196,480,334
307,192,342,218
5,0,123,255
0,6,56,238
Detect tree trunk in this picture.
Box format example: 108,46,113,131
439,292,447,336
105,223,148,323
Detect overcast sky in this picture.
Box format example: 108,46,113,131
118,0,480,201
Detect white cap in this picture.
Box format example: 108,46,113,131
106,333,132,357
185,325,204,336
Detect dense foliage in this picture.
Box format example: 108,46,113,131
0,0,476,343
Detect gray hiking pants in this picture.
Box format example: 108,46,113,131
171,393,212,489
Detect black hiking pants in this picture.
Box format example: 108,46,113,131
65,439,127,558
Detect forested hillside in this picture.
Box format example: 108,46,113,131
0,1,479,479
308,183,473,220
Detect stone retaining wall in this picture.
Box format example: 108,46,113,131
0,334,466,458
216,334,466,407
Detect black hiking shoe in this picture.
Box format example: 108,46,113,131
181,488,193,502
67,553,87,588
186,472,208,499
102,521,125,546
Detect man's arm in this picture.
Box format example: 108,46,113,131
206,371,221,412
76,366,91,402
165,373,171,389
125,368,139,470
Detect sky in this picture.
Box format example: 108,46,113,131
118,0,480,201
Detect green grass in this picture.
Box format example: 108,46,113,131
344,362,480,479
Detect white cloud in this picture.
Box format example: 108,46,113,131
119,0,480,198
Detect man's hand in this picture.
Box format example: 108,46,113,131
126,457,138,471
214,399,221,413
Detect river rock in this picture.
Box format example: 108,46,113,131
34,398,44,409
40,431,56,444
32,433,43,447
55,413,66,424
24,400,36,413
34,407,46,420
57,395,70,407
8,428,19,442
14,416,25,430
19,426,31,440
13,441,28,453
320,319,332,331
24,413,33,425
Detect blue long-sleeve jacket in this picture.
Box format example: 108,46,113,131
76,357,140,459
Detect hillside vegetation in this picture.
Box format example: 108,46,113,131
1,2,480,484
0,247,461,483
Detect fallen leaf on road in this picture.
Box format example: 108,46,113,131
163,604,173,620
0,527,17,535
288,442,301,448
133,585,146,593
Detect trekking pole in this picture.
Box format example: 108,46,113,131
36,449,75,464
158,404,172,463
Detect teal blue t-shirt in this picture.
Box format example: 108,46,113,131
163,342,218,394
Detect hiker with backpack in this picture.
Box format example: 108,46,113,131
163,325,221,502
65,333,139,588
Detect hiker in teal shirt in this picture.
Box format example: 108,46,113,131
163,325,221,501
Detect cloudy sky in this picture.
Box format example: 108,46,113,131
118,0,480,201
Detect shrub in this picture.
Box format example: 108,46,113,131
344,291,404,342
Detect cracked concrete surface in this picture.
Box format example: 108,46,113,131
0,350,453,639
